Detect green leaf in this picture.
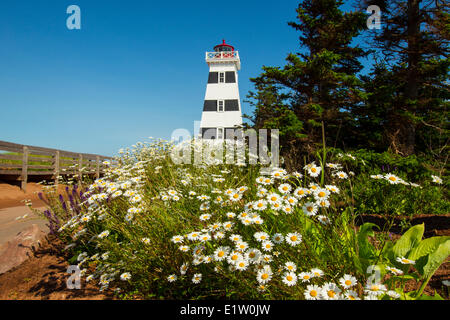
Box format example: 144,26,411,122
391,223,424,258
357,222,378,259
422,239,450,280
416,292,445,300
408,236,450,276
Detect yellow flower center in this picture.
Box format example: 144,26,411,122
261,273,269,280
290,236,297,242
311,168,317,173
239,262,245,268
218,251,224,257
389,176,397,181
307,207,313,212
286,275,293,281
303,275,310,280
345,280,352,286
231,255,238,261
271,196,277,201
318,191,326,197
310,290,317,297
327,290,336,298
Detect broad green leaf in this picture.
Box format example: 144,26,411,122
416,292,445,300
422,239,450,280
409,236,450,261
392,223,424,258
357,222,378,260
408,236,450,276
390,274,418,282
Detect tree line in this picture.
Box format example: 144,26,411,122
245,0,449,166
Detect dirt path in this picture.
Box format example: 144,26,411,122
0,206,48,249
0,236,113,300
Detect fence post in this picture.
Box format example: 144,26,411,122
54,150,60,186
21,146,28,192
78,154,83,186
96,156,100,179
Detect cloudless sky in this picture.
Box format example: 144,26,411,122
0,0,369,157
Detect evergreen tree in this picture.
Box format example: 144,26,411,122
246,0,368,159
362,0,449,156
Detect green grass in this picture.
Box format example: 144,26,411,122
34,140,449,300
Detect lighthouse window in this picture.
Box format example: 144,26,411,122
219,72,225,83
218,100,224,112
203,100,218,111
225,99,239,111
208,72,218,83
225,71,236,83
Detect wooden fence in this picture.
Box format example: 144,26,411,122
0,140,112,191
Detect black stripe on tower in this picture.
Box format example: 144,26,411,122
208,72,218,83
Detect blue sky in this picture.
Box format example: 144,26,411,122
0,0,369,157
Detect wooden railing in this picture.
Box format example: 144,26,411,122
0,140,112,191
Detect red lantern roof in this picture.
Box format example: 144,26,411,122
213,39,234,52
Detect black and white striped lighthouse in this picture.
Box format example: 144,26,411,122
199,40,243,139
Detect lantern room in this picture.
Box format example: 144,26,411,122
213,40,234,52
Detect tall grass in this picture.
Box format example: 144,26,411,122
35,139,449,300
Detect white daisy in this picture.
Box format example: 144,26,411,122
302,202,318,216
304,284,322,300
256,265,273,284
192,273,202,284
120,272,131,281
213,246,230,261
299,272,313,283
272,233,284,244
261,240,274,252
322,282,342,300
167,274,177,282
293,187,307,199
278,183,292,194
284,261,297,272
285,232,302,246
396,256,415,265
431,175,443,184
339,274,358,289
282,272,298,286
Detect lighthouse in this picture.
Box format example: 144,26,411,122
199,40,243,139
